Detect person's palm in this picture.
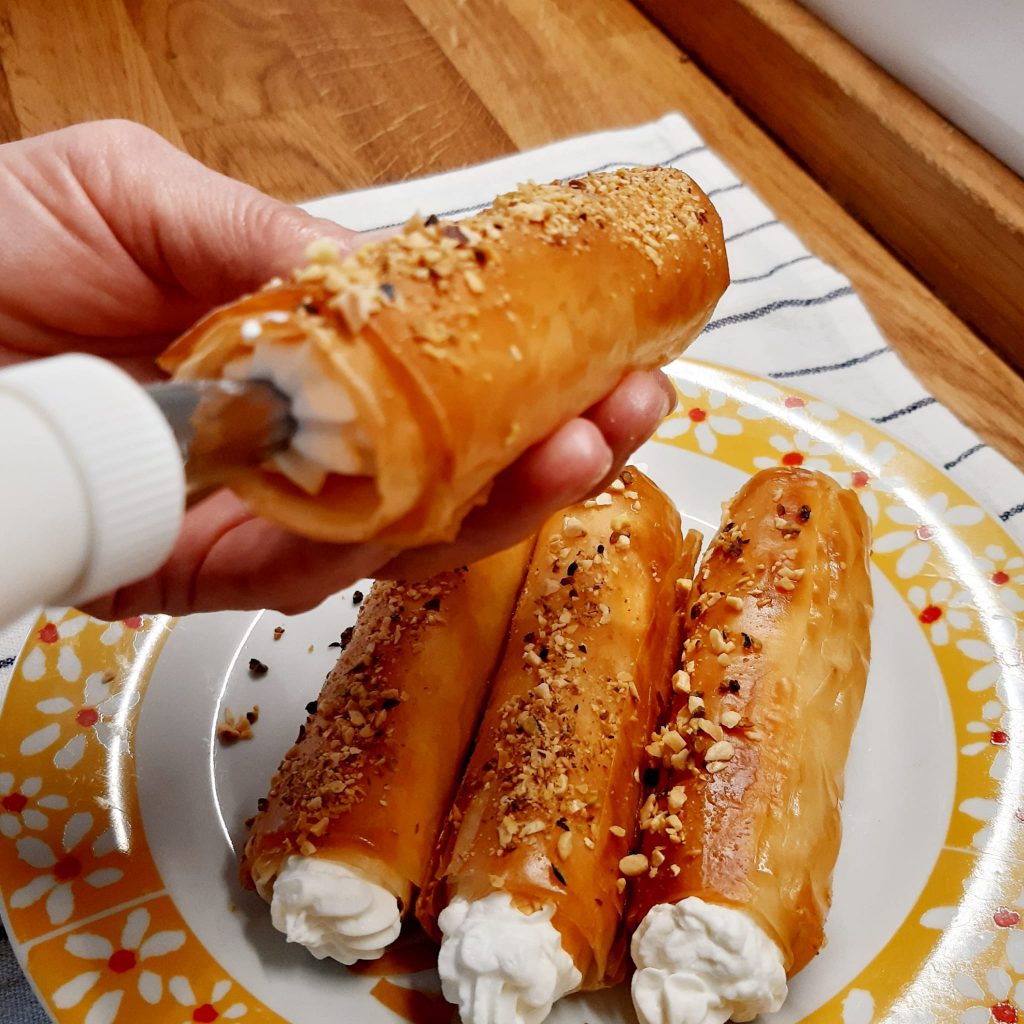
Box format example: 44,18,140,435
0,120,674,617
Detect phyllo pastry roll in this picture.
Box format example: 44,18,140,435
627,467,873,1024
239,539,533,964
159,167,728,545
418,469,702,1024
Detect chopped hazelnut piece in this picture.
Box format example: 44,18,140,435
705,740,735,762
218,707,257,744
619,853,649,877
670,749,689,770
662,729,686,753
672,670,691,693
557,831,573,861
709,628,728,654
562,516,585,538
696,718,724,742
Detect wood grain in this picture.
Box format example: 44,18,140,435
637,0,1024,377
0,50,18,143
276,0,514,186
0,0,1021,471
0,0,182,144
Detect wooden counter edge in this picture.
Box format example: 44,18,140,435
634,0,1024,377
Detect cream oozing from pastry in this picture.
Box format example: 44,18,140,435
631,897,787,1024
223,316,372,493
437,893,582,1024
269,856,401,965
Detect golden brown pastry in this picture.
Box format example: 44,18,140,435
239,539,532,964
417,468,702,1024
158,168,728,544
626,467,873,1024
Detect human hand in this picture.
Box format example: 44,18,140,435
1,120,675,617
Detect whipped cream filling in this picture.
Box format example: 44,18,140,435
631,898,787,1024
437,893,582,1024
223,317,372,493
269,855,402,965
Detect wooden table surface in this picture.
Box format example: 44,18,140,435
3,0,1023,470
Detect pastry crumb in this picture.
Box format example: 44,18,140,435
218,706,259,744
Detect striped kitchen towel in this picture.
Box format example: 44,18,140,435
3,109,1024,1022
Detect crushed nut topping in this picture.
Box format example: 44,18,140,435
281,169,716,372
243,572,462,860
219,705,259,744
440,478,677,872
619,853,650,877
704,740,735,762
557,831,574,861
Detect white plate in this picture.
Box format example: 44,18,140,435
2,361,1022,1024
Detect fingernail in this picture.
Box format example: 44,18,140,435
658,374,678,419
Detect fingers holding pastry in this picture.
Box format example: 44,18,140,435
380,417,611,582
383,369,675,581
84,368,672,618
80,491,394,619
583,370,676,494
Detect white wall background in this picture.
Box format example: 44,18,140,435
800,0,1024,178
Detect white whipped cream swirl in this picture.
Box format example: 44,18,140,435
631,897,787,1024
437,893,582,1024
224,318,372,493
269,855,401,965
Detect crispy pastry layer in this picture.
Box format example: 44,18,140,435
159,168,728,544
419,469,701,987
627,467,873,974
240,540,532,909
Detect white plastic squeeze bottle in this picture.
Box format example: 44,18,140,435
0,353,294,626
